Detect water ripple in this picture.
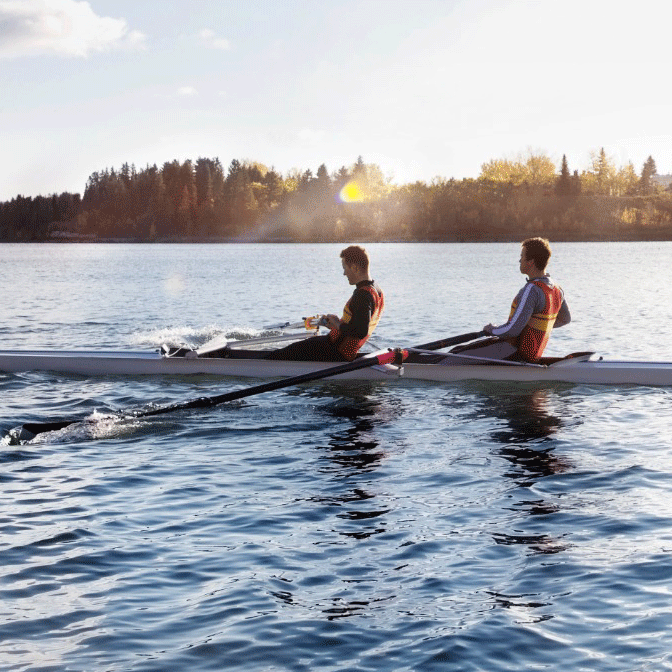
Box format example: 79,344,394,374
2,243,672,671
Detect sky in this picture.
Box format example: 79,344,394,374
1,0,671,200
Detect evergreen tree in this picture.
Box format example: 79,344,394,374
594,148,615,194
195,158,214,209
147,166,173,237
176,184,193,235
639,156,657,195
194,158,217,235
582,148,616,195
596,148,609,194
299,169,314,191
316,163,331,189
571,170,582,196
180,160,197,222
225,159,258,234
353,156,366,178
555,154,571,196
161,160,184,217
262,169,283,209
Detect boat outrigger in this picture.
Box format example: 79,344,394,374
1,322,671,386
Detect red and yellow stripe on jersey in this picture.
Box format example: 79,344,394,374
329,283,385,361
507,279,563,362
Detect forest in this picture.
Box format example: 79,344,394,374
1,150,671,243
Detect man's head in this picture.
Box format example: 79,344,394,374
340,245,370,285
520,237,552,275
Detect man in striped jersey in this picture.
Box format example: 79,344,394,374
456,237,571,362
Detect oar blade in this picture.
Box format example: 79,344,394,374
9,419,79,443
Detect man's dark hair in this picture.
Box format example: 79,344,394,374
522,237,552,270
340,245,369,271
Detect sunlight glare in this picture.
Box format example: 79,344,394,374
338,180,364,203
164,274,185,296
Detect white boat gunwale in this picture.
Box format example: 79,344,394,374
1,347,672,386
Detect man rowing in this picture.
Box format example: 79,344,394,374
266,245,385,362
454,237,571,362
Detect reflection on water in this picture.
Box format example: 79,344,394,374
486,590,554,624
491,531,569,556
295,389,399,619
473,385,574,480
469,385,575,559
307,392,391,545
318,399,387,476
488,387,563,446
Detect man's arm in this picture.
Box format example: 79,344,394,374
339,289,374,338
484,284,539,338
554,297,571,328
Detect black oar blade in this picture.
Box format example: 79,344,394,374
23,419,79,434
10,419,79,442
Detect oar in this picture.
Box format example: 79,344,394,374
412,330,486,351
14,330,486,442
170,317,326,359
15,348,408,441
262,316,325,331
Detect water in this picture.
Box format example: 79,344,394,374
1,242,672,671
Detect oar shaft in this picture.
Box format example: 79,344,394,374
138,349,407,418
263,316,324,330
413,330,486,351
12,328,484,440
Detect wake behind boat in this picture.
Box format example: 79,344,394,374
1,327,672,386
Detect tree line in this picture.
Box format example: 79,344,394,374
0,193,81,241
1,150,671,243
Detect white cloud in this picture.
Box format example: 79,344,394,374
0,0,146,58
177,86,197,97
198,28,230,50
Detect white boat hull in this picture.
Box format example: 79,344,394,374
1,349,672,386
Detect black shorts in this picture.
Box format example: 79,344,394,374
265,335,348,362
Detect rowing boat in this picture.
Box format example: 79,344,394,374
1,338,671,386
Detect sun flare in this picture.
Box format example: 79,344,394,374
338,180,364,203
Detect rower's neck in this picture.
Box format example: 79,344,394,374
527,266,547,281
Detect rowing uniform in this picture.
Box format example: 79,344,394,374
453,275,570,362
266,280,385,362
328,280,385,360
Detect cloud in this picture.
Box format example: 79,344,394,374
177,86,197,96
0,0,146,58
198,28,230,50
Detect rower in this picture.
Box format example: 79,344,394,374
266,245,385,362
454,237,571,363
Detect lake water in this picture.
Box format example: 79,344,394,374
1,242,672,671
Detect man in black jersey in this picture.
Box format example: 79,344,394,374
266,246,385,362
